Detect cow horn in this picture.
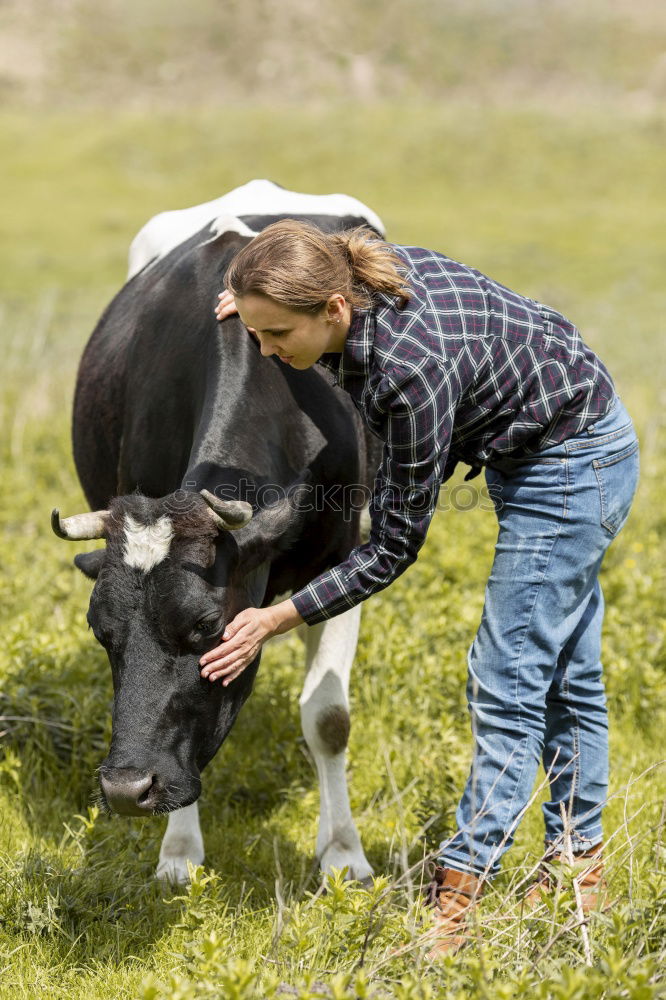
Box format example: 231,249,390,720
51,508,108,540
200,490,253,530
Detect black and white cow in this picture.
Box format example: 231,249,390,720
53,183,383,884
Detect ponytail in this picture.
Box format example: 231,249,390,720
225,219,411,313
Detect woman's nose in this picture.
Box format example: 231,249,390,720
258,338,277,357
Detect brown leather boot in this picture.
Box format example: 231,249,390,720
423,865,484,957
524,842,607,913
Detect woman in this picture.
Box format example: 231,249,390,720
199,220,639,953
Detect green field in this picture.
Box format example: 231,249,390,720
1,103,665,998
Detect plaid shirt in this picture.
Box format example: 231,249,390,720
290,244,615,626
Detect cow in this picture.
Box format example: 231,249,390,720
52,183,384,885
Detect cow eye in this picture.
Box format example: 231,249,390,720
194,616,220,637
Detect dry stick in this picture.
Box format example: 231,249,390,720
542,755,580,957
526,809,657,972
560,802,592,966
623,771,637,907
531,910,598,968
561,802,592,967
476,760,608,962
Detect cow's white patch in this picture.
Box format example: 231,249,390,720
123,514,174,572
206,213,256,242
126,179,385,279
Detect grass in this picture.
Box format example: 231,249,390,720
0,102,665,997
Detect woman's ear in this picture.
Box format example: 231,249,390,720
325,293,347,323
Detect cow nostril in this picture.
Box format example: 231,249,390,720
137,776,157,806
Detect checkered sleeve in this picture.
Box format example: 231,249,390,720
291,358,459,625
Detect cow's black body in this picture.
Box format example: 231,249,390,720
70,220,375,813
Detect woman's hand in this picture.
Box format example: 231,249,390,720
199,600,304,685
199,607,276,685
215,290,239,322
215,290,258,340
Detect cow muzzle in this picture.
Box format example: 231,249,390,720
100,766,164,816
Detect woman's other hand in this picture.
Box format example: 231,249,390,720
215,290,258,340
215,290,239,322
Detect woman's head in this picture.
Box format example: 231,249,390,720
224,219,411,369
225,219,410,314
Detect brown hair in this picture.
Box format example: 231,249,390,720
225,219,411,313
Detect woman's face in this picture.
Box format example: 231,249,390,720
235,294,349,370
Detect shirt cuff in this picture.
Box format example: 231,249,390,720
291,574,362,625
290,586,334,626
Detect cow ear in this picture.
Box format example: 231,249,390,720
236,497,303,570
74,549,106,579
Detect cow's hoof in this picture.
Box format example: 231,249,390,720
320,842,374,883
155,851,204,886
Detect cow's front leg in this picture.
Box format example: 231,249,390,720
156,802,204,884
300,605,373,882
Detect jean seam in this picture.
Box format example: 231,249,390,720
560,658,582,826
508,459,569,711
495,458,568,851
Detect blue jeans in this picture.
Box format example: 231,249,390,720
438,396,639,877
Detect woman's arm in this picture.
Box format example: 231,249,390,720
292,357,460,624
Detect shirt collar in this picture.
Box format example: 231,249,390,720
317,305,375,387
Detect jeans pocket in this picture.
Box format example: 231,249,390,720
592,439,639,535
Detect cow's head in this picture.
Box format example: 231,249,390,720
52,489,294,817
